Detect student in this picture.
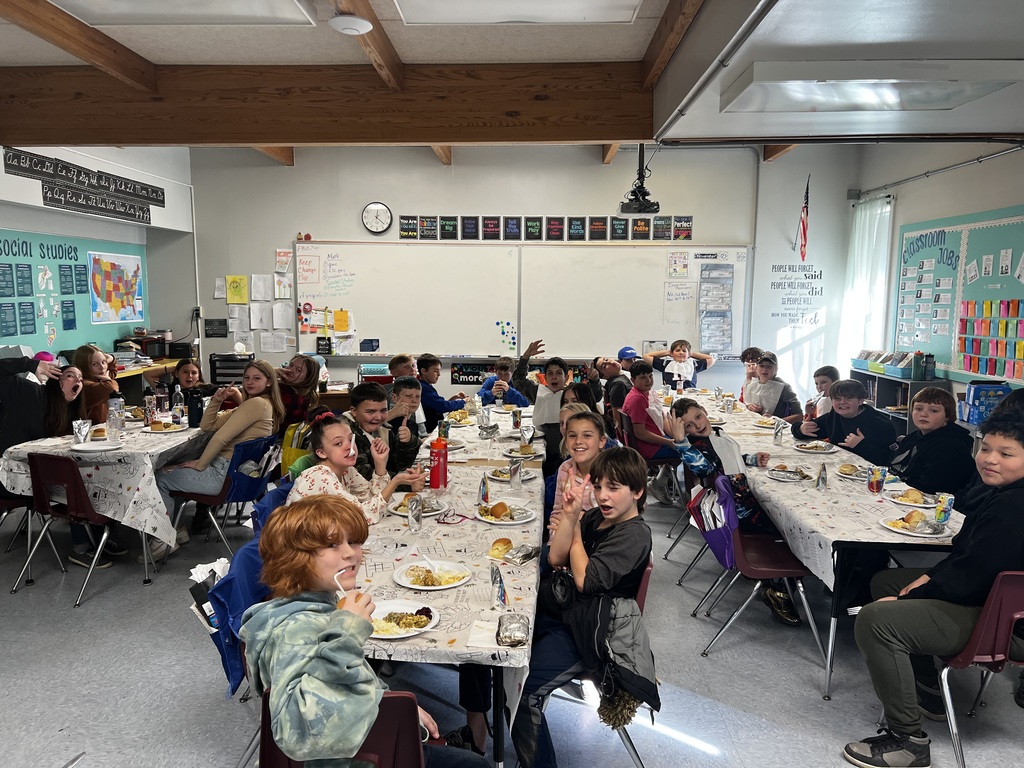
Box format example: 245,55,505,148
143,358,217,396
551,410,608,529
738,346,764,404
239,495,488,768
560,381,600,414
743,351,802,423
286,410,424,523
477,355,530,407
619,361,677,502
276,354,321,437
388,375,427,443
664,399,799,625
645,339,716,389
843,410,1024,768
593,356,633,427
153,360,284,561
615,346,640,375
793,379,897,466
806,365,840,419
888,386,975,495
512,340,570,475
417,353,467,434
340,382,420,477
385,353,417,398
72,344,119,424
512,448,658,768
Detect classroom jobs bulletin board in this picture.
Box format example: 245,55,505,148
895,205,1024,384
293,241,749,359
0,227,147,354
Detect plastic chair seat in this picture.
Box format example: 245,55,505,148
734,531,812,579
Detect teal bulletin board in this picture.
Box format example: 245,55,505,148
895,205,1024,384
0,227,147,355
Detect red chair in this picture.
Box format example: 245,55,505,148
937,571,1024,768
259,689,428,768
11,454,122,606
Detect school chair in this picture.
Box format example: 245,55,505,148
937,571,1024,768
1,494,64,586
250,480,293,539
170,435,280,556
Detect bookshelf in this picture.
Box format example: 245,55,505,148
848,369,951,437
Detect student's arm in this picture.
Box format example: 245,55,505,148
642,350,672,364
419,383,465,415
194,397,271,470
503,387,531,407
548,466,585,567
512,343,542,403
630,422,674,449
691,351,715,367
622,395,672,448
792,412,826,438
477,376,497,406
0,356,46,378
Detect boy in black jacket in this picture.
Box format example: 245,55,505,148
340,382,419,479
889,387,975,495
843,410,1024,768
792,379,896,465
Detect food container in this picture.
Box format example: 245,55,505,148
154,329,173,342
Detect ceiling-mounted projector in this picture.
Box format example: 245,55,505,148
619,143,660,214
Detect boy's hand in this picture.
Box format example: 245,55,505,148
337,590,375,621
370,437,390,467
523,339,545,359
448,392,466,401
417,707,439,740
397,415,412,443
755,452,770,467
493,379,509,395
840,428,865,449
799,420,819,437
746,403,763,414
387,402,414,422
664,413,686,442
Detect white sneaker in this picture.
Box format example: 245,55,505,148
136,538,180,564
175,528,191,545
647,478,672,505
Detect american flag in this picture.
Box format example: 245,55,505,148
797,174,809,262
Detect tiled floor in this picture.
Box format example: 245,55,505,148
1,500,1020,768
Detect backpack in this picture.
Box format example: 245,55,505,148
281,420,312,471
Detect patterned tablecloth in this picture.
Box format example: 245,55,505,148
415,405,542,467
359,463,543,669
682,393,961,590
0,423,212,546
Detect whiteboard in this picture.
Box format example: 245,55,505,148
519,245,748,357
295,242,519,356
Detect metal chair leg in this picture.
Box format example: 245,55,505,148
234,725,260,768
43,524,66,573
793,578,827,666
10,517,54,593
4,508,30,552
665,509,687,539
139,530,154,584
939,666,966,768
691,568,730,617
663,520,690,559
967,669,994,718
207,503,235,556
675,543,709,585
616,727,646,768
704,571,743,617
701,580,762,657
75,527,110,607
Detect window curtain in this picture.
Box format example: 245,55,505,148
837,195,894,367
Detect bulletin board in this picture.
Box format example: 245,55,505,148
294,241,519,356
894,205,1024,383
0,226,147,354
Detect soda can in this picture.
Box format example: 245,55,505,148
511,408,522,429
935,493,954,525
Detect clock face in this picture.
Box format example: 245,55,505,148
362,202,392,234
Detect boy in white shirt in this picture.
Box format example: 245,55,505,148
646,339,715,389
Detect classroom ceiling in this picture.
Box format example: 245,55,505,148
0,0,1021,155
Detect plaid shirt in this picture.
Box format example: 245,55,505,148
278,386,311,437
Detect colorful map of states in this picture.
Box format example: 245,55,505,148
91,254,140,316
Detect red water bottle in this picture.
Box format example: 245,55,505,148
429,438,448,490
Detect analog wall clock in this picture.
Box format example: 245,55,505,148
362,201,392,234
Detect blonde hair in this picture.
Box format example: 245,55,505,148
72,344,106,381
559,402,594,455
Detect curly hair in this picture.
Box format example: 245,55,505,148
259,495,369,598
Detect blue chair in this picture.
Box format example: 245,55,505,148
251,480,293,539
171,435,279,556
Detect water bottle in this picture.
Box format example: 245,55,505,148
155,380,170,413
187,389,204,428
171,384,185,424
105,392,122,442
429,438,448,490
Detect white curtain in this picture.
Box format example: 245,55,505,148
837,196,894,367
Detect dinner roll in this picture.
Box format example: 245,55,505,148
489,501,510,519
839,463,858,475
903,510,927,526
489,538,513,558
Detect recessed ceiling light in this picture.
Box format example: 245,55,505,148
328,13,373,36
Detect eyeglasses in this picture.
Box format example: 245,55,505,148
437,510,472,525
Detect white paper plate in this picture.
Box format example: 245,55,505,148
392,561,472,591
502,447,543,459
879,516,949,538
487,468,539,483
753,421,777,430
387,498,449,517
837,470,871,482
886,491,937,508
370,600,440,639
475,504,536,525
141,425,188,434
125,415,145,423
766,469,805,482
795,442,837,454
70,442,123,453
449,421,473,428
443,439,466,451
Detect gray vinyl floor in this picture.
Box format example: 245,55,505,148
1,499,1021,768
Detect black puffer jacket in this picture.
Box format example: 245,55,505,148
889,421,975,495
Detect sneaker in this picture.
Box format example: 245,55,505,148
1014,670,1024,710
916,683,946,722
647,479,671,505
175,528,191,545
444,725,485,756
190,507,212,535
68,550,112,569
843,728,930,768
760,586,801,626
136,538,180,564
101,539,128,557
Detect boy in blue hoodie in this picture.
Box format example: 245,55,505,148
417,353,467,433
478,355,530,407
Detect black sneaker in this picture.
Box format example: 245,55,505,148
68,550,112,570
101,539,128,557
760,586,801,626
444,725,485,756
916,683,946,722
1014,670,1024,710
843,728,930,768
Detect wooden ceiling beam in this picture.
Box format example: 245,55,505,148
431,145,453,165
0,63,652,146
0,0,158,93
253,146,295,166
339,0,404,91
641,0,706,91
601,144,620,164
762,144,797,162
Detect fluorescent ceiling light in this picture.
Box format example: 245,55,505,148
51,0,318,26
721,61,1021,113
395,0,642,24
